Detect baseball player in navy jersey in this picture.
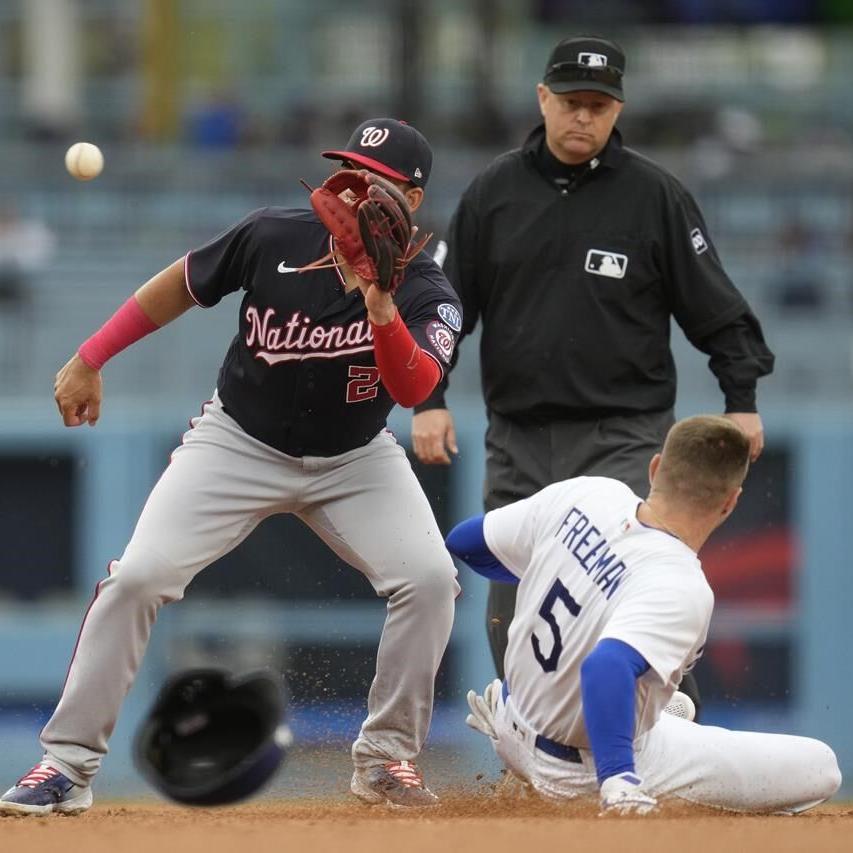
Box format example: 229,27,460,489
447,416,841,814
0,118,461,815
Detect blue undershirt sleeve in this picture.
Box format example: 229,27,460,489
445,515,519,584
580,638,651,785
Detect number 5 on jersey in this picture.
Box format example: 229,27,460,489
532,579,582,673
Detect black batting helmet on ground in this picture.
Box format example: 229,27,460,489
133,668,291,806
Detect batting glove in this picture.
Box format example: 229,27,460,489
599,772,658,816
465,679,502,740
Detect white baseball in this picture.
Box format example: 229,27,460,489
65,142,104,181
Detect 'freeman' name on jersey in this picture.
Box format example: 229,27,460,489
555,506,629,600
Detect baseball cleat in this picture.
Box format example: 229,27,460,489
0,762,92,816
663,690,696,722
351,760,439,808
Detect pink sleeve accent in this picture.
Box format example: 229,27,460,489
77,296,159,370
184,251,207,307
371,311,441,408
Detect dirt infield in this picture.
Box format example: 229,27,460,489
1,796,850,853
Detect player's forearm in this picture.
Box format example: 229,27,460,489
445,515,518,584
77,257,194,370
412,332,463,413
370,311,441,408
581,639,649,785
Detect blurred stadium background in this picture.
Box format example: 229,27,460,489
1,0,852,799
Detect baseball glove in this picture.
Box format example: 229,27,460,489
300,169,429,294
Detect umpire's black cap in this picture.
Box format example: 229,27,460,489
543,36,626,102
322,118,433,188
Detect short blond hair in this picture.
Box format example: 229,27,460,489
655,415,751,510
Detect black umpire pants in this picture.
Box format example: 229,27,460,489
483,408,701,717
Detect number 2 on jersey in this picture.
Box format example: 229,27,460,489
346,365,381,403
531,578,582,673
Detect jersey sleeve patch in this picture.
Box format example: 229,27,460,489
437,302,462,331
425,320,456,364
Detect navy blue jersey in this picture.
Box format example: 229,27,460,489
185,207,462,457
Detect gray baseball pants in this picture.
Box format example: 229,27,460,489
41,395,459,784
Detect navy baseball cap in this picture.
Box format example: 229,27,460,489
322,118,433,188
543,36,626,102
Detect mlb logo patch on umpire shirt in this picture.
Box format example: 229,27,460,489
584,249,628,279
690,228,708,254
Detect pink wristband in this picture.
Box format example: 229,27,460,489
77,296,159,370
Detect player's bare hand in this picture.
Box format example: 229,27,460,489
723,412,764,462
54,353,102,427
599,773,658,816
362,281,396,325
412,408,458,465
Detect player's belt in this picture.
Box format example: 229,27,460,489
501,681,582,764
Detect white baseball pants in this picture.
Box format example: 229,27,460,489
493,692,841,813
41,395,459,783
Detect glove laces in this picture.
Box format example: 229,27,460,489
296,230,432,278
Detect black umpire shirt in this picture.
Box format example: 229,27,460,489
186,207,461,457
417,125,774,421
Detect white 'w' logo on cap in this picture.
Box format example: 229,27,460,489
360,127,389,147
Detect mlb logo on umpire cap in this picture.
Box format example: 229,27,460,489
322,118,433,188
544,36,626,101
585,249,628,279
578,52,608,67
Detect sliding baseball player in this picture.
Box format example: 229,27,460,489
448,415,840,814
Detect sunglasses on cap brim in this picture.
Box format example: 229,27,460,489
545,61,623,89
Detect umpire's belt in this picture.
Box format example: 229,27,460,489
501,681,582,764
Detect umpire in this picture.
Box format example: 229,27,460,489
412,35,775,711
